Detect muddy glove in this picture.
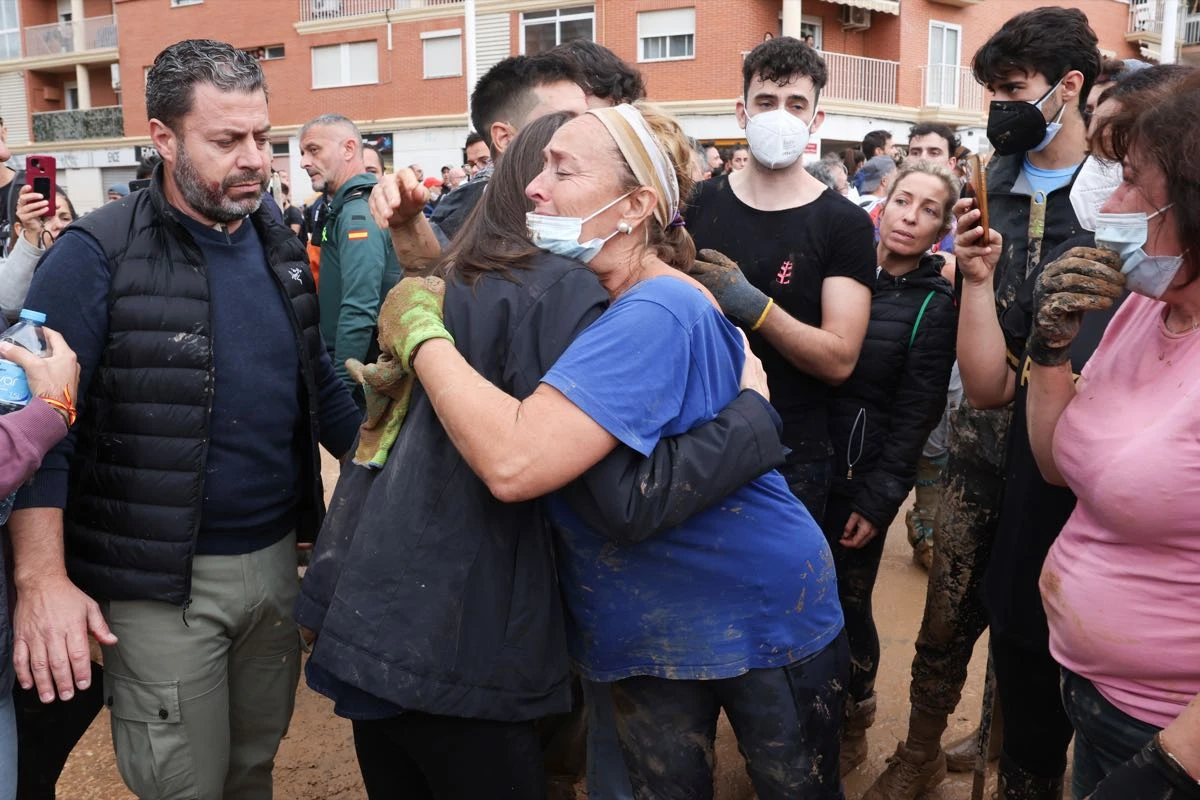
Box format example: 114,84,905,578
688,249,773,330
346,354,416,469
1029,247,1125,367
1086,735,1200,800
379,276,454,369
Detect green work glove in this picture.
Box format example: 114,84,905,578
687,249,773,330
379,276,454,369
347,354,415,468
1029,246,1124,367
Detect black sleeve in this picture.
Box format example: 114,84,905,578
852,293,958,528
824,194,878,289
560,390,787,545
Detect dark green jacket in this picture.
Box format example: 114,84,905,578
318,172,402,389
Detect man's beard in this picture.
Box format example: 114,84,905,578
174,141,267,224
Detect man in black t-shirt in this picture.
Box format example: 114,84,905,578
686,36,875,520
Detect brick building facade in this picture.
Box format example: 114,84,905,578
0,0,1147,210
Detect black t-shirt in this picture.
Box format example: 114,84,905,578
985,234,1125,651
686,176,876,461
283,204,306,245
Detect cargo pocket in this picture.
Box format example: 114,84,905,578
105,671,197,799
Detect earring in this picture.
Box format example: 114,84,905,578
617,221,633,234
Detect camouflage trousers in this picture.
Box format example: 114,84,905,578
909,401,1012,716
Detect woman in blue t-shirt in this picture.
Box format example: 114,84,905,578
396,103,849,799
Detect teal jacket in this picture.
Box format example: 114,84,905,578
318,172,402,391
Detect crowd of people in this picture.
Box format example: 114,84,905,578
0,6,1196,800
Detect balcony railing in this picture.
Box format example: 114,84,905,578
32,106,123,142
1184,12,1200,45
921,64,985,113
300,0,462,23
23,15,118,59
1129,0,1165,38
821,52,898,106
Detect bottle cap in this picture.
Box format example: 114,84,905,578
18,309,46,325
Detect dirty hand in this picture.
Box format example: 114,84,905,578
840,511,879,549
688,249,772,330
1,327,80,423
369,167,429,231
737,329,769,401
378,276,454,369
1029,247,1125,367
953,198,1002,286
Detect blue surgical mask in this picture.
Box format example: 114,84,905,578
1094,206,1185,298
1030,81,1068,153
526,191,633,263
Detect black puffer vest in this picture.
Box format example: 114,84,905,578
66,176,327,605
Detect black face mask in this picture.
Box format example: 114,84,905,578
986,79,1062,156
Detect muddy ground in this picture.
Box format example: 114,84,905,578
57,456,991,799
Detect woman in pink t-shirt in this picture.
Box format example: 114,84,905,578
1026,80,1200,800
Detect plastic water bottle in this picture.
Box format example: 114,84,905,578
0,309,49,524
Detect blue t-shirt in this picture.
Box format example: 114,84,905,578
1022,157,1078,197
542,277,844,682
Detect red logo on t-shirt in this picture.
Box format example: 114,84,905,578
777,260,793,285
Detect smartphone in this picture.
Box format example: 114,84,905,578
24,155,56,219
968,154,989,235
129,178,151,192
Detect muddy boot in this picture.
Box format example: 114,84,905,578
840,694,877,776
861,708,949,800
906,454,945,571
946,701,1004,772
997,756,1064,800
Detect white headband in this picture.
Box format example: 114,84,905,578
586,103,681,228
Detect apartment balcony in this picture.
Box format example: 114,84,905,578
820,52,899,106
299,0,461,24
920,64,986,115
1127,0,1167,42
32,105,123,143
24,15,117,59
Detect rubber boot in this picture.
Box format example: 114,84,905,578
946,699,1004,773
905,454,945,571
840,694,877,776
997,755,1064,800
861,708,949,800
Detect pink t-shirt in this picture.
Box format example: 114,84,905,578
1041,293,1200,729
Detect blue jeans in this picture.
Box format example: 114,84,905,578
0,662,14,800
1061,669,1160,800
584,679,634,800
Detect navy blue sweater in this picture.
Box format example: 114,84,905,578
16,213,361,554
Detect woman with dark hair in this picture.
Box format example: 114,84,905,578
298,112,784,798
1023,73,1200,799
0,185,78,322
826,162,958,775
390,102,848,799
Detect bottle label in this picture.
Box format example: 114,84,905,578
0,359,31,405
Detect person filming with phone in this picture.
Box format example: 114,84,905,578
0,183,78,324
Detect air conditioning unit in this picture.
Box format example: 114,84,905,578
840,5,872,30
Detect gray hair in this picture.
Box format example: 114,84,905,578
805,160,838,190
146,39,266,130
299,113,362,152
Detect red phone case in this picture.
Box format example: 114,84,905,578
25,154,56,219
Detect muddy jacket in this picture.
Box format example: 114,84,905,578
828,256,957,528
298,252,787,722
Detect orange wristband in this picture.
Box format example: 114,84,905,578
40,384,77,427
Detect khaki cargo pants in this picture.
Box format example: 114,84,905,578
100,532,302,800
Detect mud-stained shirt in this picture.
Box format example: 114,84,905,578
1042,292,1200,729
543,277,844,682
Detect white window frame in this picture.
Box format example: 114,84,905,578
0,0,20,60
926,20,962,107
637,7,695,63
519,5,594,56
170,0,204,6
421,28,463,79
65,80,78,110
311,41,379,90
800,14,822,49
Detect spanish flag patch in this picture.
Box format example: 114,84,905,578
347,229,369,241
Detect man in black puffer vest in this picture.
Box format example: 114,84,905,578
7,40,360,800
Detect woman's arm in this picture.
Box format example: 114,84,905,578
414,338,618,502
1025,362,1074,487
954,202,1016,409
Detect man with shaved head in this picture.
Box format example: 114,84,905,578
300,113,401,401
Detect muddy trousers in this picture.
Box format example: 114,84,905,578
821,492,887,703
1060,669,1160,800
909,404,1009,718
352,713,548,800
990,633,1073,780
604,631,849,800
